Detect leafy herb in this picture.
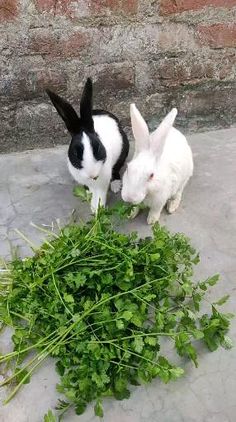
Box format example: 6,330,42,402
0,202,233,421
44,410,57,422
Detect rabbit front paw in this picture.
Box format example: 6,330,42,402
166,192,182,214
110,179,122,193
147,210,160,225
90,188,107,213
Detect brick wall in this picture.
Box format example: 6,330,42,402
0,0,236,152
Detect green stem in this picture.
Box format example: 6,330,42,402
111,343,161,368
95,331,180,344
3,275,170,401
110,360,138,370
131,291,159,312
51,272,73,318
30,222,59,239
9,311,31,322
0,327,65,364
14,229,38,251
90,238,129,260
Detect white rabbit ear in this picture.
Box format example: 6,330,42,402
150,108,178,155
130,104,149,154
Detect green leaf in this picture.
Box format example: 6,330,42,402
74,273,87,287
150,253,160,262
116,320,125,330
154,240,164,249
131,314,143,327
94,399,104,417
169,367,184,380
43,410,57,422
114,389,131,400
63,293,74,304
133,336,144,353
73,186,91,202
145,337,157,346
193,293,202,311
56,361,65,376
207,274,220,286
213,295,230,306
75,401,86,415
186,344,198,367
65,390,76,401
122,310,133,321
158,369,170,383
192,330,204,340
113,377,131,399
221,336,233,350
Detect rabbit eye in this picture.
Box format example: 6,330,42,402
149,173,154,180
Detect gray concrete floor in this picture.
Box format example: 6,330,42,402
0,128,236,422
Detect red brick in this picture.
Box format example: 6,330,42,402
177,86,236,117
160,0,236,15
91,0,138,14
36,0,138,17
197,24,236,48
35,0,75,18
121,0,138,14
0,0,18,22
28,69,67,94
94,63,134,93
0,68,67,99
217,53,236,79
29,31,89,57
35,0,53,11
158,58,215,87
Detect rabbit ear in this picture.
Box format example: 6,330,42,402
80,78,94,131
46,89,80,135
150,108,178,156
130,104,149,154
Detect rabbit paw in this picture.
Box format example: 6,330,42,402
166,197,181,214
111,179,121,193
147,211,160,225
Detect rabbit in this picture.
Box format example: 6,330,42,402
46,78,129,212
121,104,193,225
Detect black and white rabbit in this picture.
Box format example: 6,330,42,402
46,78,129,211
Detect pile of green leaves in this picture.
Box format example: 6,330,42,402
0,203,233,421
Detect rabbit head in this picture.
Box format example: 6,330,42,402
46,78,106,181
121,104,177,204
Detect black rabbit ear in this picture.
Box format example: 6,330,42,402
80,78,94,131
46,89,81,135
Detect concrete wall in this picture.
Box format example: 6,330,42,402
0,0,236,152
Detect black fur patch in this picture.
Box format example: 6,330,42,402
80,78,94,132
68,130,106,170
46,89,81,135
93,110,129,181
68,134,84,169
88,131,107,162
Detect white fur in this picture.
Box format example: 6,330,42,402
68,114,123,212
121,104,193,224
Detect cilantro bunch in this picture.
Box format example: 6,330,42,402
0,204,233,421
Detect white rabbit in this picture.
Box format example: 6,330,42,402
121,104,193,224
47,78,129,212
